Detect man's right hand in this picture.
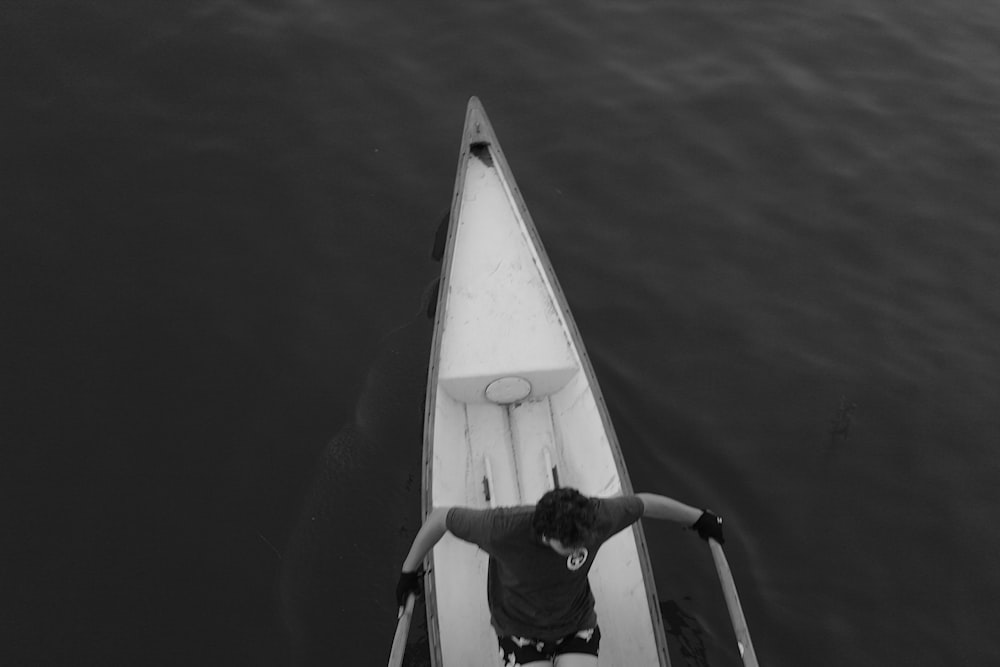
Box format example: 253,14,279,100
395,570,422,608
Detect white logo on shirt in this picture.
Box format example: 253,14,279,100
566,547,589,571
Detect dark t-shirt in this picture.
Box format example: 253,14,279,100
446,495,645,641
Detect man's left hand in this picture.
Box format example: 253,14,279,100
691,510,725,543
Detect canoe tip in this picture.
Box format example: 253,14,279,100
463,97,495,146
466,96,487,120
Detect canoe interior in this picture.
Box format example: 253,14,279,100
422,98,670,666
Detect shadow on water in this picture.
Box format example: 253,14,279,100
660,599,711,667
277,215,447,666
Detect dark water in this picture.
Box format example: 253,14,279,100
4,1,1000,665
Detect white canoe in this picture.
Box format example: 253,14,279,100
422,97,671,666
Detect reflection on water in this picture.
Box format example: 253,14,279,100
279,218,441,664
279,307,432,665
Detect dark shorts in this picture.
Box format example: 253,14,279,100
498,625,601,665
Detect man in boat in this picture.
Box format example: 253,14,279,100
395,487,724,667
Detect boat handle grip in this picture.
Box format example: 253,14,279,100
387,593,417,667
708,537,760,667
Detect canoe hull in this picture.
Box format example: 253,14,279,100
422,98,670,666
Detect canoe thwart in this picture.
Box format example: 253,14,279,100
441,368,577,404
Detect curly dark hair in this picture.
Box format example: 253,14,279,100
532,487,597,546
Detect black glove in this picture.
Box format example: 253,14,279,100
691,510,725,544
395,570,423,607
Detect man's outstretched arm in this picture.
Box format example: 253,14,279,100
402,506,452,572
636,493,725,543
395,507,452,608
